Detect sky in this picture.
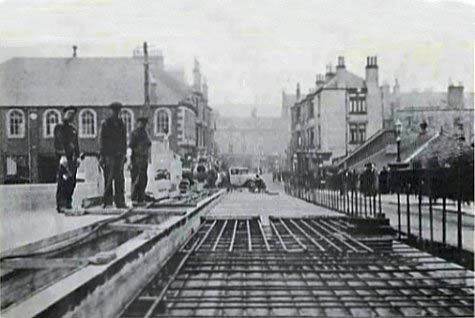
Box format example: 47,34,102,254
0,0,474,116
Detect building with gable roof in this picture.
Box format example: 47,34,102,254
214,94,291,172
289,56,384,174
0,48,215,183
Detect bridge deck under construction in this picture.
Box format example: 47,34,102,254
120,217,474,318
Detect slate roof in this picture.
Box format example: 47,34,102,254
0,57,191,106
324,69,365,89
412,133,474,167
341,131,437,172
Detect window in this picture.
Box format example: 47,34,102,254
360,99,366,113
350,123,358,144
155,108,171,136
358,123,366,143
309,129,314,147
349,123,366,144
350,94,366,114
308,101,314,118
43,109,61,138
7,109,25,138
120,108,134,136
79,109,97,138
317,125,321,150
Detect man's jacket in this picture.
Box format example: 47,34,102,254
54,122,79,159
100,117,127,157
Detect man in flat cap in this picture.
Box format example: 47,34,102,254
54,106,80,212
99,102,128,208
128,116,152,206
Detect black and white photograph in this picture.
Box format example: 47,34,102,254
0,0,474,317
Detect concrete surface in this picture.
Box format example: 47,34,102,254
208,174,341,219
0,209,111,253
0,182,101,214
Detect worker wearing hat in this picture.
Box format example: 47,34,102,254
99,102,128,208
54,106,80,212
128,115,151,206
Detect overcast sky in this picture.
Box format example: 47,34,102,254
0,0,474,116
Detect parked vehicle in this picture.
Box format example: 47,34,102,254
229,167,258,188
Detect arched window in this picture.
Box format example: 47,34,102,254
120,108,134,136
43,109,61,138
79,109,97,138
155,108,171,136
7,109,25,138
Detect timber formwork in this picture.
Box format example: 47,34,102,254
121,217,474,318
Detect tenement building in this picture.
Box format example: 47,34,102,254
385,83,473,143
289,56,383,173
215,101,290,171
0,49,215,183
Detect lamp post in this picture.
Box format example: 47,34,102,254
395,119,402,163
456,121,465,253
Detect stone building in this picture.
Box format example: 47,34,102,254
289,56,383,173
0,50,215,183
336,84,474,172
214,99,290,171
385,83,473,143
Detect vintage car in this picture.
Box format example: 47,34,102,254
229,167,259,188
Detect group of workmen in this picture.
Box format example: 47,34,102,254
54,102,151,212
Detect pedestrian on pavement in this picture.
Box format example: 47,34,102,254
54,106,80,213
128,116,151,206
99,102,128,209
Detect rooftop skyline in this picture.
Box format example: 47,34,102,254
1,0,473,116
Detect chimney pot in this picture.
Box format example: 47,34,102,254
72,45,77,58
337,56,345,68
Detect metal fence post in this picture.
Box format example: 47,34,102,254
373,194,376,218
378,191,382,216
442,196,446,246
364,194,367,217
397,191,401,240
429,192,433,246
418,181,422,242
406,186,411,239
355,188,359,216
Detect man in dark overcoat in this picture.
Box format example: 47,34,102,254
54,106,80,212
128,116,151,206
100,102,128,208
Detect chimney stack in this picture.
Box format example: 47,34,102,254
72,45,77,58
393,78,400,95
296,83,301,102
365,56,378,86
325,64,335,82
336,56,345,69
193,58,202,92
316,74,325,88
448,83,464,109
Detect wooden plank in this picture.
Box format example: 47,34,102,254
81,196,103,209
107,223,162,232
2,257,89,269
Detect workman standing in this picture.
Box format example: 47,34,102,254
99,102,128,208
54,106,80,213
128,116,151,206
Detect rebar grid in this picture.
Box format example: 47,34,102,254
121,217,474,318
